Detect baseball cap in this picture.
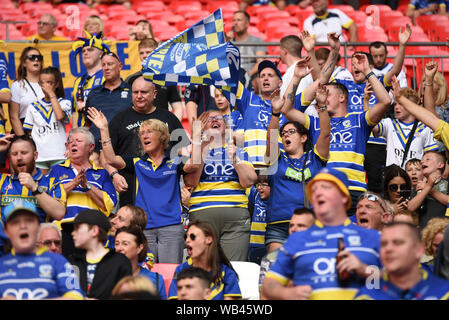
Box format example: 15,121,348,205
258,60,282,79
4,200,39,223
73,209,111,233
306,168,352,210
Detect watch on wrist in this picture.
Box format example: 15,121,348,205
318,105,327,112
86,182,93,191
32,185,45,196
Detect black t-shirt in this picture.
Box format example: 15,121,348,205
109,107,190,207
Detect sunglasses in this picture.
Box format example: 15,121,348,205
27,54,43,62
40,239,62,247
101,51,121,62
358,192,386,211
280,128,298,137
388,184,407,192
184,233,196,241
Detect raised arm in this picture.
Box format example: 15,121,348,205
281,58,312,124
314,84,331,161
353,53,391,125
86,107,125,169
422,60,439,117
385,24,412,85
300,31,320,81
265,88,283,164
392,76,440,131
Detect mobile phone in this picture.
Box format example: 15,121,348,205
400,190,411,200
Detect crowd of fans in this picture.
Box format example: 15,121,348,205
0,0,449,301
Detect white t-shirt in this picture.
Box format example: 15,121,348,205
10,80,44,119
280,61,314,99
303,9,353,43
23,98,72,162
377,118,439,168
373,62,408,90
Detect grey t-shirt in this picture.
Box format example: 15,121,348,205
232,35,267,73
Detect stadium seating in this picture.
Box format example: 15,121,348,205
151,263,178,297
230,261,261,300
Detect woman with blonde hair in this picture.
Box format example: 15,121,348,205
111,275,158,299
88,108,200,264
421,217,449,269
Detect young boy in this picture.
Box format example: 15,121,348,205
405,158,424,191
408,151,449,230
373,88,439,169
247,175,270,264
69,209,132,299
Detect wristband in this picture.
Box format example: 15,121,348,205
365,71,375,80
102,138,111,145
272,111,281,117
110,171,119,179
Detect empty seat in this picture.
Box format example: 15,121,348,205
151,263,179,297
230,261,261,300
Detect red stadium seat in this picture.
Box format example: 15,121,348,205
132,0,166,11
150,264,177,297
328,4,355,15
397,4,409,16
380,16,412,31
207,1,239,13
154,26,179,41
20,2,53,13
360,4,392,12
169,1,202,13
183,10,212,21
358,26,388,42
258,19,290,33
247,5,279,16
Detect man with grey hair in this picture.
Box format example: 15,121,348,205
47,127,117,257
38,223,62,254
27,13,68,41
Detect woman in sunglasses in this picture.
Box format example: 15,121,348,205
382,164,412,214
184,110,258,262
9,47,44,136
168,220,241,300
263,84,330,253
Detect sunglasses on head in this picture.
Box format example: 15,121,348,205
27,54,43,62
388,184,407,192
358,192,386,211
101,51,120,62
184,233,196,241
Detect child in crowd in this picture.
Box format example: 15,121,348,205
408,151,449,230
405,158,424,192
23,67,71,173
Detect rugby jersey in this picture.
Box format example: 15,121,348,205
47,159,116,222
0,247,84,300
409,0,438,10
23,98,72,162
377,118,439,168
306,111,374,192
119,153,185,229
0,169,66,224
71,69,104,127
168,258,242,300
335,75,391,145
354,269,449,300
248,186,268,248
266,219,381,300
373,63,408,88
266,147,326,224
188,144,253,212
235,83,289,166
303,9,354,43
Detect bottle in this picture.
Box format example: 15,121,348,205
76,86,83,102
336,237,351,287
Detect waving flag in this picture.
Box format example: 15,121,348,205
141,9,240,105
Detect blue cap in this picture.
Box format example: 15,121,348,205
4,200,39,223
306,168,352,210
258,60,282,79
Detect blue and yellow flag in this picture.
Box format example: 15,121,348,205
141,9,240,105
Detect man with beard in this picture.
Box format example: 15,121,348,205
0,135,66,254
0,135,66,223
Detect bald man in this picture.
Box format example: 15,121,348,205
108,77,190,207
